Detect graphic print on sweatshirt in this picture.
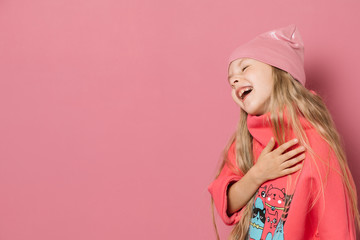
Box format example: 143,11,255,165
248,184,293,240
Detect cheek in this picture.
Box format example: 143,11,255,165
264,87,273,99
257,84,273,102
264,77,275,95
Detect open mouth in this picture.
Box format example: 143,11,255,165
237,87,253,100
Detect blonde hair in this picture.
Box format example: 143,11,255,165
211,67,360,239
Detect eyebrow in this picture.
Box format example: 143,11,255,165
228,59,245,81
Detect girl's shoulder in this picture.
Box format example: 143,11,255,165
303,127,342,180
304,126,332,154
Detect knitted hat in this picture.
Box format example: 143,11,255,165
228,24,306,86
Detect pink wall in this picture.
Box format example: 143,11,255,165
0,0,359,239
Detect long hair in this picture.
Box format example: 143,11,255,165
211,66,360,239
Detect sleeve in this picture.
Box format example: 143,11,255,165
207,141,245,225
311,140,356,239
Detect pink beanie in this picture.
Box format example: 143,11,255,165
228,24,306,86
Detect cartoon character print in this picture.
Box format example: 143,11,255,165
267,211,278,230
257,185,267,200
265,232,273,240
272,219,285,240
264,215,282,240
265,185,285,216
249,186,267,240
248,184,292,240
249,197,266,240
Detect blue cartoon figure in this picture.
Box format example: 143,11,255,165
272,219,285,240
249,197,266,240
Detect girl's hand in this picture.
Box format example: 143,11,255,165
253,137,306,184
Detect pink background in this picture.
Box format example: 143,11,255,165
0,0,359,239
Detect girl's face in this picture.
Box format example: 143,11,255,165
228,58,274,116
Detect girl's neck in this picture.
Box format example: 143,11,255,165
246,109,312,147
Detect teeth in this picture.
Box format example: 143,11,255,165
240,87,253,99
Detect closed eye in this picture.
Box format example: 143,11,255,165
242,66,249,72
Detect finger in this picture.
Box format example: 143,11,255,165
280,146,306,161
280,162,303,176
281,153,305,169
263,137,276,154
274,138,299,155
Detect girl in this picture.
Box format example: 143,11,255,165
208,25,359,240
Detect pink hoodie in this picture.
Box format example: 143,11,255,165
208,111,356,239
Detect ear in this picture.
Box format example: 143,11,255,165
281,188,285,195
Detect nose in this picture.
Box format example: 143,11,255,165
230,79,239,88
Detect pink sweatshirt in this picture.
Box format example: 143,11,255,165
208,112,356,239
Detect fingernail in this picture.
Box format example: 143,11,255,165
294,138,298,143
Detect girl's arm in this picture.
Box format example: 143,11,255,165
227,138,306,214
226,166,263,215
310,139,356,239
209,137,305,225
208,141,244,225
315,165,355,239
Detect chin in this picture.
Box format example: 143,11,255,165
243,109,265,116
